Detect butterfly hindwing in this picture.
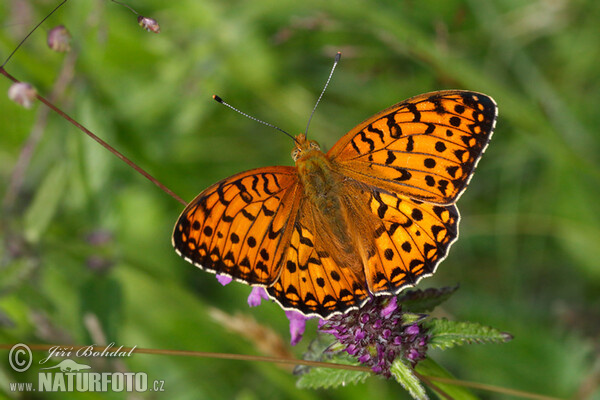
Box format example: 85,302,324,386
328,91,497,204
173,167,300,285
363,189,459,294
267,200,370,316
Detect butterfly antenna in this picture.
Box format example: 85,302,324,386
304,52,341,137
212,95,297,143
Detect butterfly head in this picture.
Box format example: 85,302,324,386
291,133,321,162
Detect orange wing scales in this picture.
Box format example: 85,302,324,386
173,90,497,318
267,207,369,316
173,168,299,285
365,190,459,294
330,91,497,204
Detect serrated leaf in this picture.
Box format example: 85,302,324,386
294,333,338,376
391,358,428,400
24,162,68,243
416,357,478,400
296,358,370,389
399,286,459,313
426,318,513,350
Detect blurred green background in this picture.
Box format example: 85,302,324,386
1,0,599,398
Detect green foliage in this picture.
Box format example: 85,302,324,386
1,0,598,399
399,286,459,313
427,319,513,351
23,161,68,243
391,359,428,400
296,356,370,389
415,358,478,400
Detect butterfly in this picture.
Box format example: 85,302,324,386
173,90,497,318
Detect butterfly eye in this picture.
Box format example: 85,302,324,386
309,141,320,150
291,148,301,161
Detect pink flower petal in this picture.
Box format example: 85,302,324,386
285,310,308,346
247,287,269,307
216,274,232,286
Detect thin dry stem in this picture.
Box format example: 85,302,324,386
3,51,77,210
1,67,187,207
423,373,565,400
0,343,371,372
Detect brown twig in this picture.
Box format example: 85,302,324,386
422,373,565,400
1,67,187,207
0,343,371,372
414,370,453,400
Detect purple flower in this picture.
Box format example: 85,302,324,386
380,296,398,318
285,310,308,346
247,287,269,307
8,82,37,109
216,274,232,286
244,287,310,346
47,25,71,52
137,16,161,33
319,295,429,378
406,324,420,336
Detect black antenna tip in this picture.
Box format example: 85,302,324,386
212,95,223,103
335,52,341,62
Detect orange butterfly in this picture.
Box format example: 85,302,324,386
173,90,497,318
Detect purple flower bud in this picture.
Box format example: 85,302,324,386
407,348,420,361
8,82,37,109
406,324,420,336
47,25,71,52
346,344,358,356
215,274,232,286
137,16,161,33
355,328,366,341
380,296,398,318
286,310,308,346
360,313,370,324
358,353,371,363
247,287,269,307
382,328,391,339
377,344,386,358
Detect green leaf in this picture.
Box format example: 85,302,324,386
402,312,427,325
399,286,459,313
296,357,371,389
390,358,428,400
294,333,338,376
426,318,513,350
23,161,68,243
80,274,123,344
416,357,478,400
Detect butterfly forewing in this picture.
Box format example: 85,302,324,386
328,91,497,204
173,167,300,285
